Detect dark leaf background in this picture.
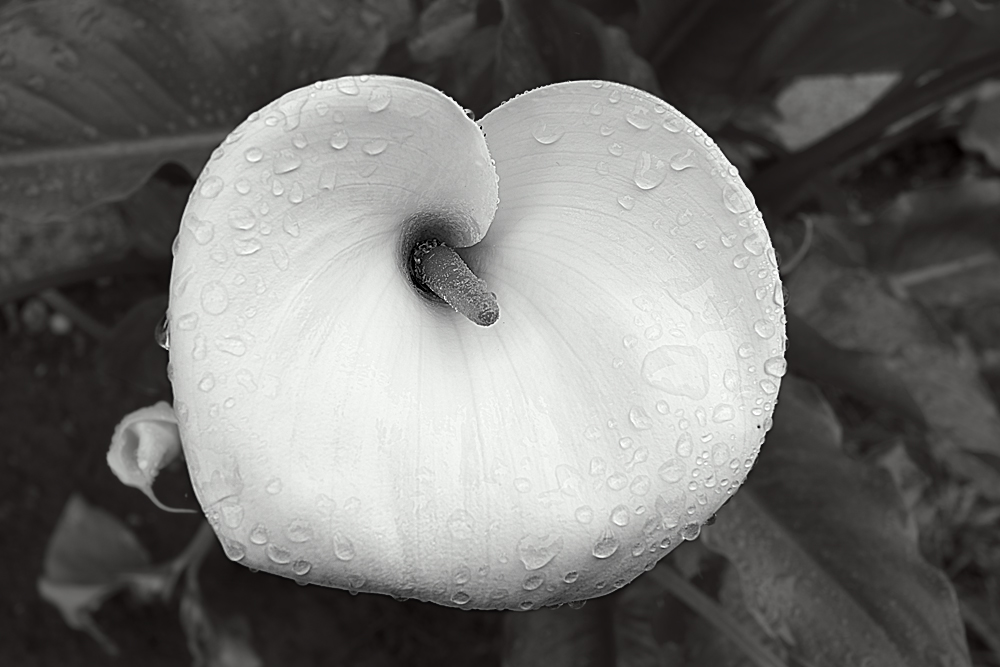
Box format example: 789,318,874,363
3,0,1000,666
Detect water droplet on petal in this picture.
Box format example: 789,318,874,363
733,254,750,269
286,519,313,543
676,433,693,457
266,544,291,564
288,182,304,204
723,183,752,213
451,591,471,605
596,161,610,175
531,123,564,144
234,237,262,256
362,138,388,155
522,574,544,591
592,530,620,559
216,335,247,356
273,150,302,174
669,149,696,170
199,176,224,198
608,142,624,157
681,522,701,540
201,282,229,315
249,524,268,545
330,130,349,149
626,106,652,129
742,232,765,256
292,559,312,576
575,506,593,524
754,319,776,339
600,123,614,136
333,532,355,560
658,459,685,482
517,534,563,570
245,147,263,163
222,539,246,561
764,357,787,377
617,194,635,210
608,89,621,104
712,404,735,423
633,151,667,190
228,206,256,230
367,85,391,112
336,77,359,95
641,345,710,400
235,179,251,194
184,214,214,245
629,406,653,430
611,505,630,526
589,102,602,115
265,478,282,494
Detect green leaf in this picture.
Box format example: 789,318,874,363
702,377,971,667
493,0,659,104
0,0,399,224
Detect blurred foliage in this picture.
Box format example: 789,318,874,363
4,0,1000,665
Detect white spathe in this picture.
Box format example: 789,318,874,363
149,76,784,609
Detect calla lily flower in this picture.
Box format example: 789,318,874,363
109,75,786,610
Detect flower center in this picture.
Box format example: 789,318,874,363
409,238,499,326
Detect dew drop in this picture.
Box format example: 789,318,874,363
265,478,282,494
626,106,652,130
617,194,635,210
737,342,754,358
592,530,620,559
754,319,776,339
201,282,229,315
589,102,602,115
677,209,692,226
656,400,670,414
611,505,630,526
292,560,312,576
661,115,682,132
712,404,735,423
743,232,766,256
286,519,313,543
216,335,247,356
249,524,268,545
367,86,391,112
645,324,663,340
319,166,337,190
608,142,624,157
333,532,355,560
607,472,628,490
221,503,244,529
658,459,685,482
531,123,564,144
599,123,614,136
228,206,256,230
676,432,693,457
633,151,667,190
629,406,653,430
271,180,285,196
266,544,291,564
723,183,752,213
292,133,308,149
272,245,290,271
336,77,360,95
596,160,610,175
288,182,304,204
177,313,198,330
760,379,778,394
184,214,214,245
198,373,216,392
522,574,544,591
362,138,388,155
723,369,739,392
222,539,246,562
517,534,563,570
448,509,475,540
640,345,710,400
630,475,651,495
681,522,702,541
273,150,302,174
669,149,696,170
563,571,579,583
330,130,349,149
575,506,594,524
192,334,208,360
234,238,262,256
454,566,471,585
764,356,787,377
608,89,621,104
245,147,263,163
450,591,471,605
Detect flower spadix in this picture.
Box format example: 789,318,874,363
121,75,786,610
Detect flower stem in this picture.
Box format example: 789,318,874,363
412,240,499,326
